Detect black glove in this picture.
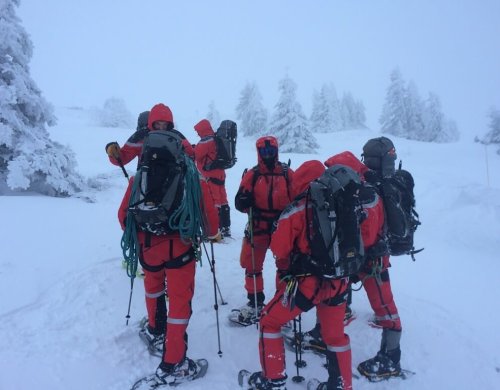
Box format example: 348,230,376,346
236,190,254,211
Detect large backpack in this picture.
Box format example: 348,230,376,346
362,136,422,258
128,130,199,237
292,165,365,279
204,120,237,170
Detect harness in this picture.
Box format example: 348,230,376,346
248,163,290,235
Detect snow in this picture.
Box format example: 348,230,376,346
1,107,500,390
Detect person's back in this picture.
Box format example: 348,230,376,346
193,119,231,237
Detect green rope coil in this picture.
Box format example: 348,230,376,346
121,176,140,279
168,156,203,246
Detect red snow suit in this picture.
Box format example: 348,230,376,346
193,119,228,208
108,103,194,167
234,136,294,304
325,151,402,331
118,177,218,366
263,162,352,389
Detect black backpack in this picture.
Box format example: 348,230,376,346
291,165,365,279
204,120,237,170
128,130,187,235
362,137,423,259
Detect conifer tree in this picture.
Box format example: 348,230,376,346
380,68,407,137
0,0,83,195
479,107,500,153
269,75,318,153
235,81,268,137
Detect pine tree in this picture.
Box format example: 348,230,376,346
269,75,318,153
0,0,83,195
310,83,341,133
380,68,407,137
97,97,134,128
404,81,425,140
235,81,268,137
481,107,500,153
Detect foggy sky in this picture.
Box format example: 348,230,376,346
18,0,500,139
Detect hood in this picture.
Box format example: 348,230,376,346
324,151,368,180
256,136,279,169
292,160,325,198
194,119,215,137
148,103,174,130
136,111,150,131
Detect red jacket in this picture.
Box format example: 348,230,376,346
193,119,225,181
235,136,294,217
109,103,194,167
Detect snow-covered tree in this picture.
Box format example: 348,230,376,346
380,68,407,137
478,107,500,153
235,81,268,137
310,83,342,133
0,0,83,196
404,81,425,140
206,101,221,129
380,68,459,143
96,97,133,128
269,75,318,153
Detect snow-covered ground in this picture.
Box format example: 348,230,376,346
1,107,499,390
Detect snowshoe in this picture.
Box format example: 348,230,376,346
306,378,327,390
138,319,164,357
238,370,286,389
131,358,208,389
228,304,263,327
357,351,414,382
282,325,326,355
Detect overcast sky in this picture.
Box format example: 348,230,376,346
18,0,500,139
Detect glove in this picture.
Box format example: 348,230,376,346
208,230,223,243
105,142,121,159
236,190,254,211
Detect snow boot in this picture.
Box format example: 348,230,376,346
302,323,326,351
155,357,202,385
237,302,263,325
247,371,287,389
221,226,232,238
357,347,401,381
139,324,164,357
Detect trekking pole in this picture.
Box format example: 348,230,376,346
201,241,227,305
116,156,129,180
125,277,135,326
210,242,223,357
248,207,260,329
292,315,306,382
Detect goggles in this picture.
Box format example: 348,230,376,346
258,145,278,159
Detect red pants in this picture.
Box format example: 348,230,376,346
206,180,228,208
359,259,401,330
140,235,196,365
239,234,271,296
259,277,352,389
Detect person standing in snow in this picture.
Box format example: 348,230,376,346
193,119,232,238
321,151,403,381
242,160,353,390
105,104,194,168
233,136,294,325
118,103,221,386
